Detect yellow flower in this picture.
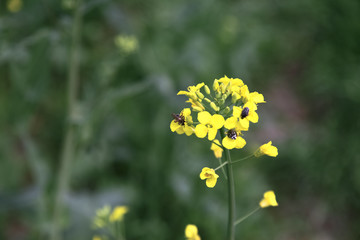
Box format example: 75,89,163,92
259,191,278,208
221,129,246,150
7,0,22,12
170,108,194,136
178,83,205,100
195,111,225,141
217,76,244,94
93,236,103,240
199,167,219,188
185,224,201,240
254,141,278,157
109,206,129,222
230,102,258,130
210,140,223,158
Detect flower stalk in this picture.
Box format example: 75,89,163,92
221,128,236,240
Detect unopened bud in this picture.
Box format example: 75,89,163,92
204,98,211,103
215,91,221,99
192,106,203,112
204,85,211,95
210,102,220,111
196,91,204,99
223,106,230,115
213,80,219,92
218,98,225,105
232,93,240,103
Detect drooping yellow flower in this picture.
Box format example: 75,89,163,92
199,167,219,188
185,224,201,240
195,111,225,141
170,108,194,136
7,0,22,12
259,191,278,208
210,139,223,158
221,129,246,150
109,206,129,222
254,141,278,157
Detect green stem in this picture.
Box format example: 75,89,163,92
50,1,83,240
217,158,228,179
234,207,260,226
220,128,236,240
232,154,254,164
215,160,228,171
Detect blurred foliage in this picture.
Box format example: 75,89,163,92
1,0,360,239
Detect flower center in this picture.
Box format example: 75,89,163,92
171,113,185,125
227,129,237,140
241,107,249,119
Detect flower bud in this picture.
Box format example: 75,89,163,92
213,80,219,92
204,85,211,95
222,106,230,115
196,91,204,100
204,98,211,103
232,93,240,103
192,106,204,112
210,102,219,111
215,91,222,99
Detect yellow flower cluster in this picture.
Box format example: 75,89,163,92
170,76,278,188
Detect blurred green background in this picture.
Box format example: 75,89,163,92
1,0,360,239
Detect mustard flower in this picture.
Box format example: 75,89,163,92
229,102,259,130
200,167,219,188
185,224,201,240
109,206,129,222
259,191,278,208
93,236,103,240
222,129,246,150
210,139,223,158
195,111,225,141
254,141,278,157
170,108,194,136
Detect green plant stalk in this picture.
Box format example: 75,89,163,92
220,128,236,240
50,1,83,240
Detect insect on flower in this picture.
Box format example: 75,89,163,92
171,113,185,126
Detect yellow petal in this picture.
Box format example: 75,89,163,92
232,106,241,118
182,108,191,117
247,111,259,123
207,128,217,141
210,140,223,158
210,114,225,129
183,125,194,136
222,137,236,149
175,127,184,135
177,90,189,96
206,177,218,188
199,167,211,180
195,124,208,138
235,137,246,149
170,120,181,132
250,92,265,103
239,118,249,129
224,117,237,129
198,111,211,125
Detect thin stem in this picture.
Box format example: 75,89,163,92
217,157,228,179
234,207,260,226
232,154,254,164
215,160,228,171
220,128,236,240
50,1,83,240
